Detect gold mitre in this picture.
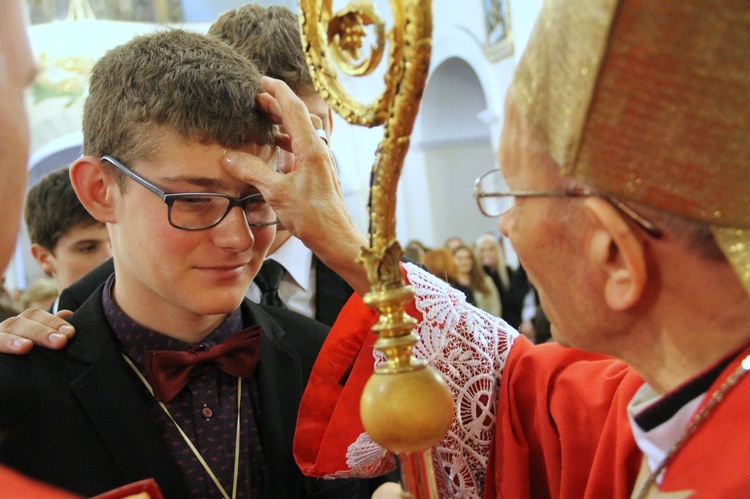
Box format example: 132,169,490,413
511,0,750,292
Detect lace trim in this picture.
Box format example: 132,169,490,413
343,263,519,498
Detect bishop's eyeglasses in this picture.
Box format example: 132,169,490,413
101,155,279,231
473,169,662,238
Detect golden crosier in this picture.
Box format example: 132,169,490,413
298,0,453,497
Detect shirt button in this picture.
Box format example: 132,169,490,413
201,404,213,420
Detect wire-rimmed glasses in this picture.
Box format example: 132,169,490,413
101,155,279,231
473,169,662,238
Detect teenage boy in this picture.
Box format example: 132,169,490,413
24,167,112,307
46,4,352,326
0,29,367,499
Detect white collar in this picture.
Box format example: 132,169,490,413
266,235,313,292
627,383,705,484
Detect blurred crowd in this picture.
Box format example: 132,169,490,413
403,233,551,344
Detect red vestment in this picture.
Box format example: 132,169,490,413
294,265,750,497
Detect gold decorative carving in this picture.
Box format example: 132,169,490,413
299,1,453,497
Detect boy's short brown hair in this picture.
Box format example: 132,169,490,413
24,167,99,251
208,5,315,96
83,29,276,183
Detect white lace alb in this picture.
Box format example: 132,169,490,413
332,263,519,498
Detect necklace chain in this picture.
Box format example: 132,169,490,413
636,354,750,498
123,353,241,499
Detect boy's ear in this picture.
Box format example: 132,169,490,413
582,197,648,311
30,243,55,276
69,156,118,224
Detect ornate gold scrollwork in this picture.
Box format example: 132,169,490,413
299,1,453,497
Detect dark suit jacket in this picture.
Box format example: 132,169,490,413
58,258,354,328
0,286,368,498
313,256,353,327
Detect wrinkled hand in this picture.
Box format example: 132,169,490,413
371,482,411,499
0,308,75,354
223,76,370,295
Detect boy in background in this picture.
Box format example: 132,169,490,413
24,167,111,309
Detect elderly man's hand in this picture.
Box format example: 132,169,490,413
0,308,75,354
371,482,411,499
223,76,371,296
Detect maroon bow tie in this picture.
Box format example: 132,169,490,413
144,326,262,402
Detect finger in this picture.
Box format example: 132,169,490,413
56,309,74,320
0,308,75,354
256,92,283,125
0,333,32,355
275,133,293,153
260,77,324,153
223,151,283,197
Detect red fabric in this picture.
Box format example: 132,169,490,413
294,265,750,497
486,337,643,498
1,465,81,498
92,478,164,499
145,326,262,402
657,344,750,497
294,268,422,476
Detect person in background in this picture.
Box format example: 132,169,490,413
443,236,464,252
475,234,509,290
403,239,428,265
218,0,750,496
453,243,501,317
209,4,353,327
19,277,58,311
24,167,112,310
422,247,474,305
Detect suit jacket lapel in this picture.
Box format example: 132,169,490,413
242,301,305,497
314,256,353,327
66,289,188,497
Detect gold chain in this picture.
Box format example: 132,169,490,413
635,354,750,498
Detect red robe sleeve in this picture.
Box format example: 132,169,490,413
294,283,422,477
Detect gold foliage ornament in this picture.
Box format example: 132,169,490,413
298,1,453,497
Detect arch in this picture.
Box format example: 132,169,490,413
398,27,503,249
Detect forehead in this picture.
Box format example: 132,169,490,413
145,126,276,165
499,94,563,188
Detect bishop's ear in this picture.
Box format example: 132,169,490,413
69,156,118,224
582,197,648,311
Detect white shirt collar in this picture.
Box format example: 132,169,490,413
267,235,313,292
627,383,705,484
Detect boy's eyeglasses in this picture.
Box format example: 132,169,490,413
473,169,662,238
101,155,279,231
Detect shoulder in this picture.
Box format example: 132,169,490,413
505,338,642,406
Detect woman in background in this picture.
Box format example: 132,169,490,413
423,247,475,306
453,244,500,316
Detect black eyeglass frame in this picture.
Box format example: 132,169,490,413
101,155,279,231
473,169,663,238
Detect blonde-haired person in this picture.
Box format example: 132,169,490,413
453,244,501,317
19,277,58,311
475,234,509,289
